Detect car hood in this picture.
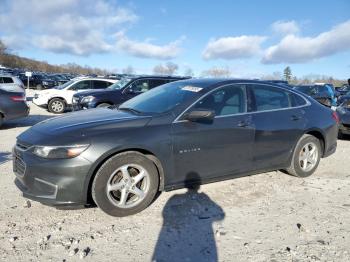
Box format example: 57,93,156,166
36,88,64,96
18,109,152,143
74,89,120,98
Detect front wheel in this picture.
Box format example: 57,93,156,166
286,134,321,177
48,98,66,114
92,152,159,217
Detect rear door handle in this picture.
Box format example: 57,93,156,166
291,115,301,121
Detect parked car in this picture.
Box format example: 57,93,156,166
336,100,350,139
294,85,334,108
0,75,25,92
335,84,350,96
72,76,189,110
337,91,350,105
0,88,29,127
13,79,338,216
32,78,117,113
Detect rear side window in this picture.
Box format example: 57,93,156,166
251,85,291,111
92,80,111,89
290,93,307,106
149,79,167,89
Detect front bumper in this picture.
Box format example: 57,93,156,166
5,102,30,121
339,123,350,135
13,145,92,207
72,101,96,111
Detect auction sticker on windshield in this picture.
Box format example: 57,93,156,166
181,86,203,92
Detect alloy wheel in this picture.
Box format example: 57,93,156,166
299,142,318,172
106,164,150,208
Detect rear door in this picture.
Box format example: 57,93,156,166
248,84,308,170
171,84,255,185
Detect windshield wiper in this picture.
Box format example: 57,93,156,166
118,107,142,114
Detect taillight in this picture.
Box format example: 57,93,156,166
10,95,25,102
332,111,340,124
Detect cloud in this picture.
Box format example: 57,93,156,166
262,20,350,64
116,32,185,60
271,20,300,35
202,36,266,60
0,0,138,56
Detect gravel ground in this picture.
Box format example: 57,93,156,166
1,90,350,262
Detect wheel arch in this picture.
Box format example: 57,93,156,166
305,129,326,157
85,148,165,205
48,96,67,105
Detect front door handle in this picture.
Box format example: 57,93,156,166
237,121,249,127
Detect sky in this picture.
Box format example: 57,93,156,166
0,0,350,79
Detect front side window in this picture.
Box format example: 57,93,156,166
251,85,292,111
70,80,91,90
192,85,246,116
2,77,14,83
129,79,150,93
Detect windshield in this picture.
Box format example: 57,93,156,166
108,78,131,90
119,81,206,114
55,80,75,90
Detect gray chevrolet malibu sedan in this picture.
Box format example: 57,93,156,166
13,79,338,216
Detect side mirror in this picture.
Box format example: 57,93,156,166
185,109,215,123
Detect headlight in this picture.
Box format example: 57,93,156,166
81,96,95,103
337,107,346,115
33,145,89,159
42,81,48,85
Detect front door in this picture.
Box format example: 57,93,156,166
171,84,255,186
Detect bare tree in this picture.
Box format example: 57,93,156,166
201,67,231,78
0,40,8,54
153,62,179,75
122,66,135,75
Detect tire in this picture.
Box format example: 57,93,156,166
286,134,321,177
48,98,66,114
97,103,111,108
92,152,159,217
36,84,43,90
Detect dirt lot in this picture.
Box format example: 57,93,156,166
1,90,350,262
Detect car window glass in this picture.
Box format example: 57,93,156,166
92,80,108,89
252,85,291,111
2,77,13,83
149,79,167,88
70,80,91,90
290,93,307,106
192,85,246,116
130,80,150,93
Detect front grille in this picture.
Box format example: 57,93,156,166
13,156,26,176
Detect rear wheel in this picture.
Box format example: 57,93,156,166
97,103,111,108
48,98,66,114
286,134,321,177
92,152,159,217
